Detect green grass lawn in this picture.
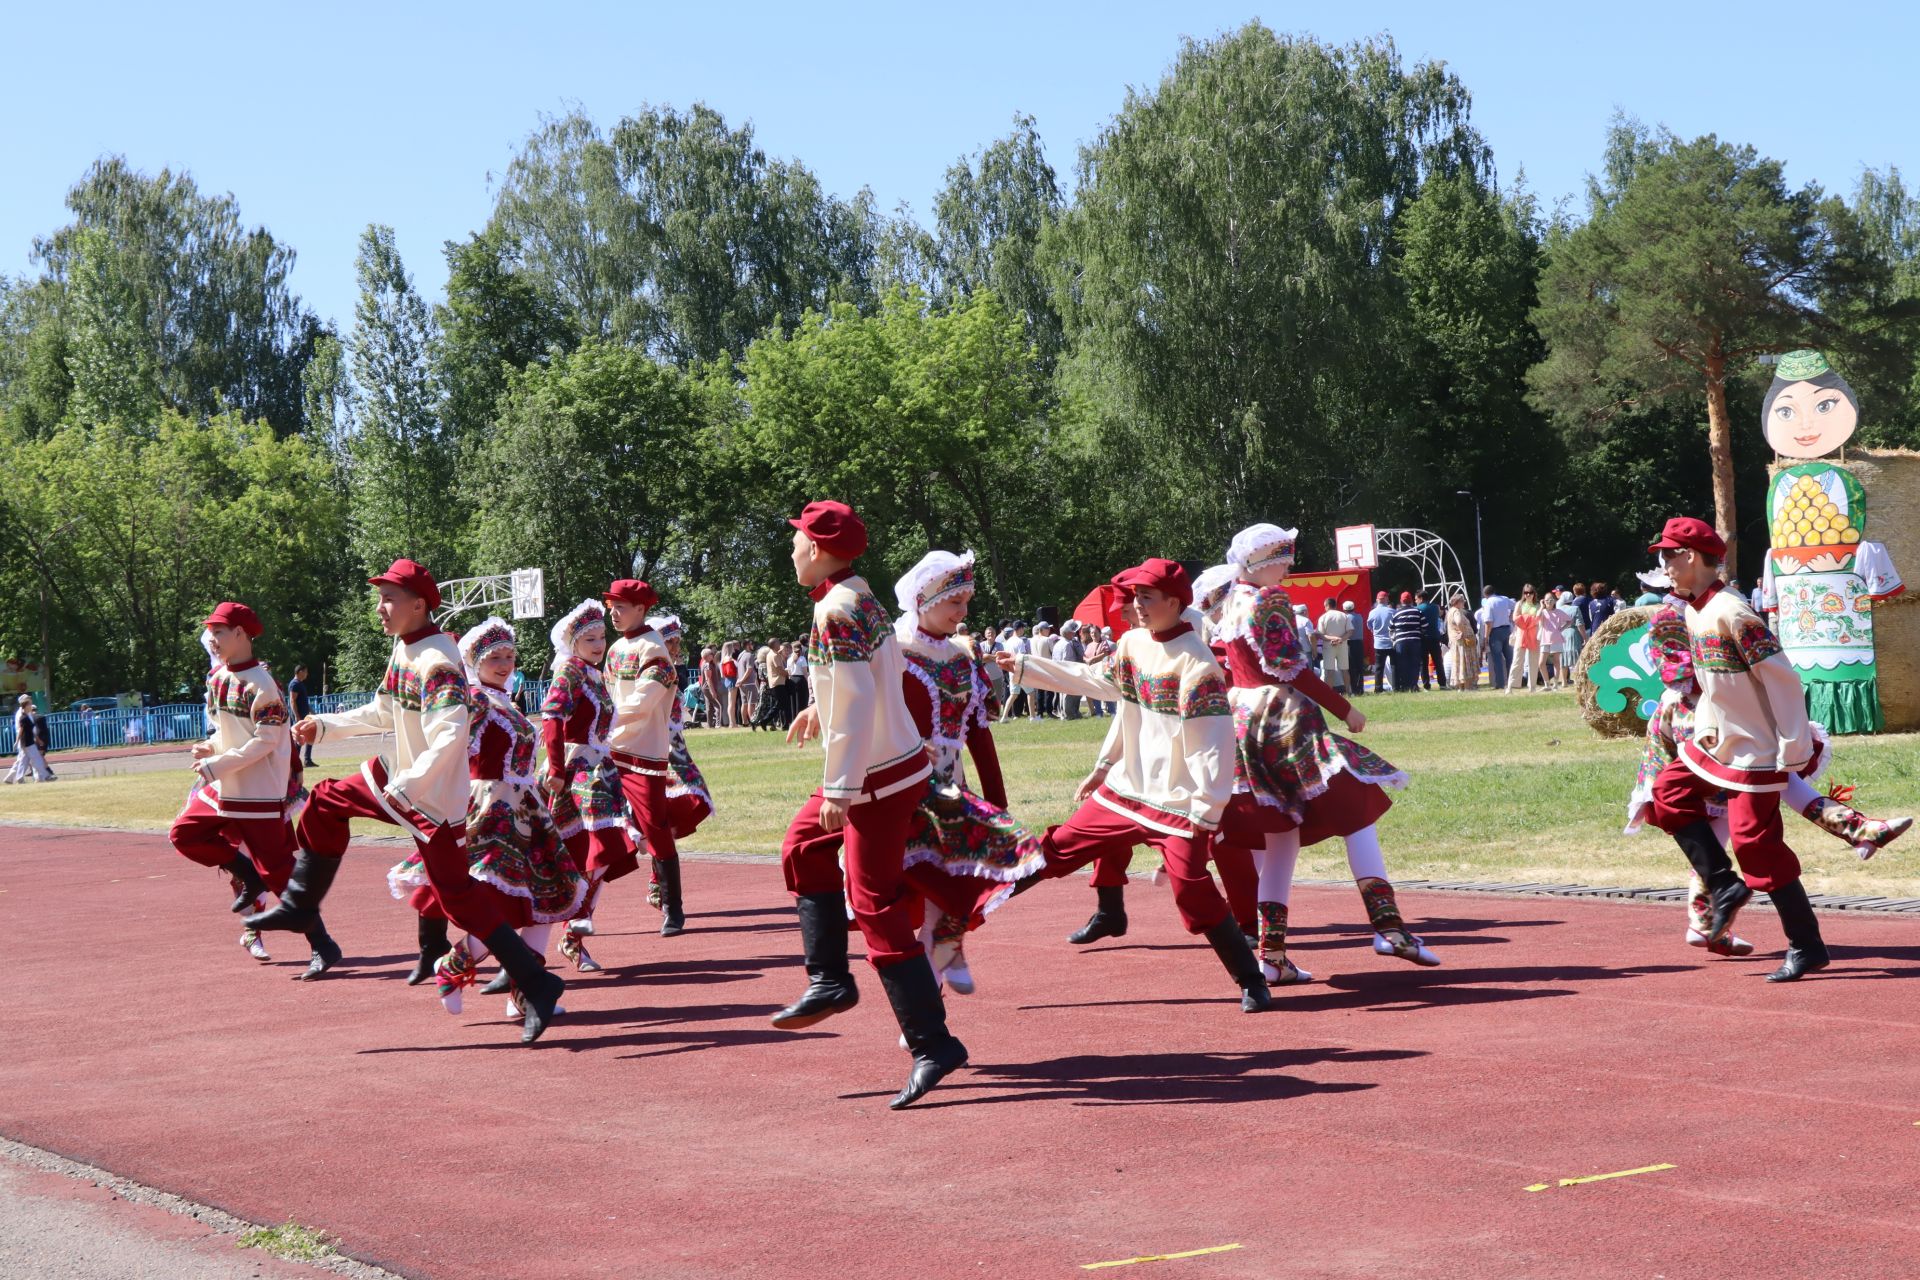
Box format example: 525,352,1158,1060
8,691,1917,897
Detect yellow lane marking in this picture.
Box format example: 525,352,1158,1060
1525,1163,1675,1192
1082,1243,1244,1269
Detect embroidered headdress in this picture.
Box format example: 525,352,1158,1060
1227,523,1298,573
894,550,975,642
645,614,682,643
1191,564,1237,616
549,599,608,673
460,616,518,684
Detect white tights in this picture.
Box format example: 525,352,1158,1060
1255,823,1391,905
1256,830,1300,904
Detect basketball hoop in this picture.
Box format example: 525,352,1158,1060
1335,525,1379,570
510,568,545,620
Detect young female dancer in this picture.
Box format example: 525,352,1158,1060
387,617,586,1016
542,599,637,974
1213,524,1428,986
891,551,1046,992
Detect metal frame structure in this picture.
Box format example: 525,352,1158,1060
433,568,546,624
1371,528,1469,606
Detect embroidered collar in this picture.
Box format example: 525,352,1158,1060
400,623,441,644
225,658,260,673
809,566,858,603
480,677,510,692
914,625,957,647
1151,622,1194,642
1687,581,1725,613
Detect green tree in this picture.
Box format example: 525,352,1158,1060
1044,25,1486,558
735,289,1051,620
0,411,344,699
489,106,879,365
1394,170,1557,580
345,225,459,578
931,115,1066,370
465,341,709,619
434,226,577,447
1528,121,1906,570
1840,167,1920,448
1,157,321,433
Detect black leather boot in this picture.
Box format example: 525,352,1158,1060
655,856,686,937
481,969,513,996
299,919,343,981
488,925,564,1044
1672,822,1750,943
407,915,451,986
244,850,342,933
878,954,969,1109
222,855,265,913
1067,884,1128,944
1765,880,1831,982
770,892,859,1029
1204,917,1274,1012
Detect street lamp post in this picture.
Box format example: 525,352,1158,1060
1456,490,1485,598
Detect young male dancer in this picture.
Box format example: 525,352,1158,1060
603,580,688,936
996,558,1274,1012
245,559,563,1042
169,602,338,976
771,501,973,1109
1642,518,1832,981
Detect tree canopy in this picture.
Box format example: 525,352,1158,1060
3,22,1917,701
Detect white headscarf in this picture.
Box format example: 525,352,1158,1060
1226,523,1299,573
1191,563,1237,616
893,550,975,644
644,613,682,643
549,599,608,674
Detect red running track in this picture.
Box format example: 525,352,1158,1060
6,826,1920,1279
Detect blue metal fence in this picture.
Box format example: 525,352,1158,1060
2,669,697,756
2,691,377,756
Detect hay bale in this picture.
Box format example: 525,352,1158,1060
1769,448,1920,732
1575,605,1658,738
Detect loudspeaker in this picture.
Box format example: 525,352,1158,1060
1035,604,1060,626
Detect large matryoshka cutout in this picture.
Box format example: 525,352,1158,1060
1760,350,1904,734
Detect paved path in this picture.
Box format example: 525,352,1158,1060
5,826,1919,1278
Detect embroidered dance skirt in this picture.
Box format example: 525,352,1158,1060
664,737,714,839
388,779,587,925
1228,685,1407,829
549,749,631,839
902,780,1046,917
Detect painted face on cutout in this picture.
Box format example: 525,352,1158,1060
1764,379,1858,459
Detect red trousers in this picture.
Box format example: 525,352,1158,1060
1088,840,1255,929
1040,798,1227,934
619,767,678,862
782,786,999,969
297,771,509,938
1647,759,1800,891
170,791,294,894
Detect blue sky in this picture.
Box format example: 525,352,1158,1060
8,1,1915,331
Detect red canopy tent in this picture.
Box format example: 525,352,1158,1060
1069,568,1373,641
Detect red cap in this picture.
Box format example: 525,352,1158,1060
605,579,658,610
203,602,262,638
788,500,868,560
1399,592,1414,604
1376,591,1389,602
1110,558,1193,609
1646,517,1726,560
368,558,442,611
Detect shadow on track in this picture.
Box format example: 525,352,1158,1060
841,1045,1419,1108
